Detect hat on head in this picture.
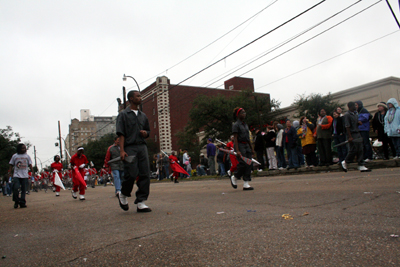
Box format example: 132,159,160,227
376,102,387,109
77,146,84,151
208,138,212,142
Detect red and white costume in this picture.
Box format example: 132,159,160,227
51,162,63,192
70,153,88,195
226,141,239,173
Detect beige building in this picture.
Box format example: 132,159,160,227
278,76,400,119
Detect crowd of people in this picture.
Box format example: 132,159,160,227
5,91,400,211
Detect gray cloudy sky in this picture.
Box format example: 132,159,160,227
1,0,399,167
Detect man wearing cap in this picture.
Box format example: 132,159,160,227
70,146,88,200
206,139,216,175
372,102,396,160
116,90,151,212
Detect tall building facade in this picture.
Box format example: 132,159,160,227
140,76,271,153
66,110,117,156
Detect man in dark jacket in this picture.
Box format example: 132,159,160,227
282,120,299,170
355,101,373,161
372,102,396,159
253,128,265,171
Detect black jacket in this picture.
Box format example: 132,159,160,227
282,126,298,148
333,116,346,135
372,111,386,140
263,131,276,148
253,131,264,152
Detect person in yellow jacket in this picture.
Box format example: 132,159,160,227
297,117,318,168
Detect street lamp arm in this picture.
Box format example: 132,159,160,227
123,74,141,92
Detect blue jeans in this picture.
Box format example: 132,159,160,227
391,137,400,156
112,170,123,193
218,162,226,176
276,146,287,168
13,178,27,205
333,134,348,162
197,165,206,176
163,165,169,179
286,144,299,169
297,146,305,165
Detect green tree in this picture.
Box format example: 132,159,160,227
83,133,115,169
0,126,31,175
292,93,342,122
175,91,281,165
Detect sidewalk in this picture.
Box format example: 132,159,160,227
257,158,400,177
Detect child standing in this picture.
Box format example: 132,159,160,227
9,143,33,208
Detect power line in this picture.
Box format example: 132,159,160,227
385,0,400,28
217,0,383,87
137,0,279,87
256,29,400,89
203,0,362,88
140,0,327,107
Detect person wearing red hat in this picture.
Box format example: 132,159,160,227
70,146,88,200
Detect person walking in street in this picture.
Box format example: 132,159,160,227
355,101,373,162
332,110,348,164
207,139,216,175
253,128,265,171
341,102,370,172
116,90,152,212
264,125,277,170
298,117,318,168
231,107,255,190
104,136,124,197
373,102,396,159
283,120,299,170
70,147,88,200
316,109,333,166
384,98,400,159
50,155,63,197
9,143,33,208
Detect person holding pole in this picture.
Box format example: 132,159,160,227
116,90,152,212
231,107,255,190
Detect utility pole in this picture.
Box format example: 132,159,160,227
58,121,63,159
34,146,37,171
123,86,127,108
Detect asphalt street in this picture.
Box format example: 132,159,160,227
1,168,399,266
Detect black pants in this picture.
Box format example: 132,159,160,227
305,151,318,166
235,143,252,181
360,131,373,160
345,133,364,165
13,178,27,205
255,150,265,170
381,134,396,159
317,138,332,165
122,144,150,204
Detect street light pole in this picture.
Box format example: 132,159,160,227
123,74,142,111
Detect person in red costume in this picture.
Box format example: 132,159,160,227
226,135,239,177
168,151,180,183
51,155,63,197
70,146,88,200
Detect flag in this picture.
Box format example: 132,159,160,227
54,172,65,190
73,167,86,186
218,148,253,165
170,162,189,176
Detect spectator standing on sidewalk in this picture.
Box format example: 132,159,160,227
275,123,286,170
253,128,265,171
332,110,348,164
264,125,277,170
373,102,396,159
355,101,373,161
216,144,227,176
298,117,318,168
316,109,333,166
384,98,400,159
207,139,216,175
283,120,299,170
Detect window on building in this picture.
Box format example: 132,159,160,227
154,121,156,128
155,135,157,142
153,108,155,115
85,128,87,131
153,94,155,102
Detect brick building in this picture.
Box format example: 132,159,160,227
140,76,270,153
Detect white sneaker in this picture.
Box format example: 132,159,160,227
227,170,231,176
119,193,128,205
358,165,370,172
137,202,149,209
279,167,284,170
341,161,347,172
258,169,263,172
243,181,254,190
230,175,237,189
309,165,314,168
364,159,371,163
79,194,85,200
56,192,60,197
71,191,77,199
394,156,399,159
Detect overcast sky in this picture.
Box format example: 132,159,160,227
1,0,399,167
